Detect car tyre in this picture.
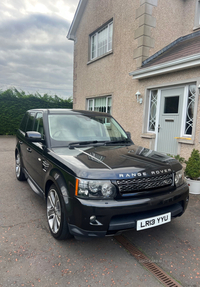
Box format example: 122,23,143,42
47,184,72,240
15,152,26,181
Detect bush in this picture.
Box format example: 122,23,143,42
0,88,73,135
185,149,200,180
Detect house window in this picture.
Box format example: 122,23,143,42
184,85,196,135
87,96,112,114
90,21,113,60
194,0,200,28
148,90,158,132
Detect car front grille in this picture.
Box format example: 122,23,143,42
116,173,173,195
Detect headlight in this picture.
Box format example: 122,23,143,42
175,169,185,187
75,179,117,199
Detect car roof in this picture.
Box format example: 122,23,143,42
27,109,112,117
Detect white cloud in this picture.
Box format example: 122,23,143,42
0,0,79,98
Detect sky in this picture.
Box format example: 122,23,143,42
0,0,79,99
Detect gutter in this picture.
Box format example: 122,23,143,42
129,53,200,79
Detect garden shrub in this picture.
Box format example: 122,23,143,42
185,149,200,180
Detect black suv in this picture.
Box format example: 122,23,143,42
15,109,189,240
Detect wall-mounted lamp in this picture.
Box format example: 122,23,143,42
135,91,143,104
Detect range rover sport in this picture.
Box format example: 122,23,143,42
15,109,189,240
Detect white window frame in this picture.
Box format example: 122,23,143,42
90,21,113,60
181,84,196,137
87,96,112,114
194,0,200,29
147,89,159,133
88,99,94,111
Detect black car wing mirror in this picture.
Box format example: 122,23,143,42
25,131,45,143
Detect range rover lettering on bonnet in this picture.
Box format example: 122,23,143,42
118,168,172,178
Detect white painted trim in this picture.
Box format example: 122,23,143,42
130,54,200,79
93,99,95,111
154,89,161,151
182,84,197,138
147,91,152,133
87,99,94,111
181,86,189,137
147,90,157,133
105,96,112,113
90,34,97,60
194,0,200,29
67,0,88,41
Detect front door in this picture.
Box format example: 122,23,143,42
156,87,184,155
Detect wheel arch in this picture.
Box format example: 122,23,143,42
15,147,20,159
15,147,26,181
45,168,74,203
15,144,24,163
46,175,73,240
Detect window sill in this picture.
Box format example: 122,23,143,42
87,51,113,65
175,137,194,145
140,133,156,139
193,26,200,31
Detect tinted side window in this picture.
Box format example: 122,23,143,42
33,113,44,138
26,112,36,132
19,113,29,132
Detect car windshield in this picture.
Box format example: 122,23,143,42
48,114,129,147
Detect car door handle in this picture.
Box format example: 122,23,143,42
27,147,32,153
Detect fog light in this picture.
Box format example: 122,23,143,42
90,215,96,223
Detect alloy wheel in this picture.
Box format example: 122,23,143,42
47,188,61,234
16,153,21,178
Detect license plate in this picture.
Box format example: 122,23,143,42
136,212,171,231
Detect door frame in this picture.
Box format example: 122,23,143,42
143,80,199,154
148,85,189,152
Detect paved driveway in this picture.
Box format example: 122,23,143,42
0,136,199,287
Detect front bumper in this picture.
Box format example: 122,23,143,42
67,183,189,238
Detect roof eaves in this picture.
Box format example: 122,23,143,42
67,0,88,41
129,53,200,79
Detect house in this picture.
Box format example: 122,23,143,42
67,0,200,158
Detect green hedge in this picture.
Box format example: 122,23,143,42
0,88,73,135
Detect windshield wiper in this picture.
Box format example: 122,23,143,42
68,139,132,149
68,140,104,149
104,139,131,145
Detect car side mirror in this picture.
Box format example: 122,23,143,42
25,131,45,143
126,131,131,139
